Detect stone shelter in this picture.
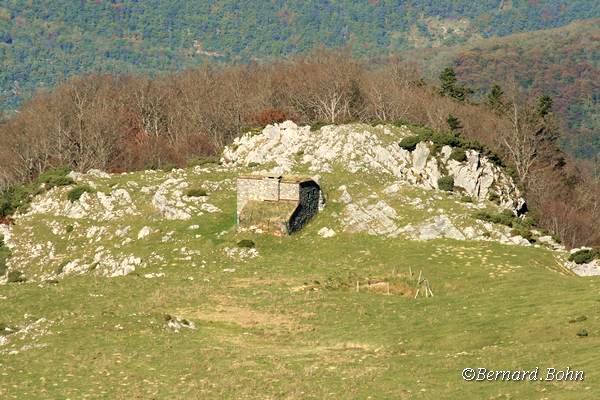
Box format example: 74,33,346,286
236,175,321,235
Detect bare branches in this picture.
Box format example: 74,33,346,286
0,53,598,246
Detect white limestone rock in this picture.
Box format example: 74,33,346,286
417,215,465,241
137,226,152,240
318,227,336,238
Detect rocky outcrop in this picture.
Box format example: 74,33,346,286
417,215,465,241
222,121,524,211
24,187,138,221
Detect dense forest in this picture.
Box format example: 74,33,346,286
1,53,599,247
1,1,599,111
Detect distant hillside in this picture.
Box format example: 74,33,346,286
451,20,599,160
1,0,599,112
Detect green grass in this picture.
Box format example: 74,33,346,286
0,150,597,398
1,233,598,399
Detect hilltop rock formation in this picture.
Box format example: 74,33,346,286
0,122,586,284
222,121,524,211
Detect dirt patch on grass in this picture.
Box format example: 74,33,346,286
176,304,299,330
229,276,292,288
291,277,416,297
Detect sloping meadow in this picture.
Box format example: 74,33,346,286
1,123,598,398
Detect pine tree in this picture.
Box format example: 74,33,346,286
487,84,505,110
537,95,553,117
446,114,462,133
439,66,471,102
439,67,458,98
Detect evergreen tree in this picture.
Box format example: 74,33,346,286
439,67,458,97
439,66,471,102
537,95,553,117
447,114,462,133
487,84,505,110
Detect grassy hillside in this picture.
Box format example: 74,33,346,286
1,123,597,398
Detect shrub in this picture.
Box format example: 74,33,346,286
36,166,73,189
237,239,255,248
55,261,69,275
577,329,589,337
460,195,473,203
474,210,516,227
568,249,600,265
247,162,260,168
449,148,467,162
7,270,26,283
431,131,461,147
187,156,220,167
161,163,178,171
391,119,410,128
0,235,9,276
310,122,328,132
488,190,499,203
0,252,7,276
253,108,287,126
1,185,30,217
1,167,76,218
67,184,95,202
65,225,74,233
186,187,207,197
511,227,534,243
437,176,454,192
398,135,421,151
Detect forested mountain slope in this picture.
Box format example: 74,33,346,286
406,19,600,160
1,0,599,113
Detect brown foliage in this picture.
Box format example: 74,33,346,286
252,108,288,126
0,51,598,246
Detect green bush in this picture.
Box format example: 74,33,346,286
0,250,8,277
475,209,540,239
437,176,454,192
1,185,31,217
67,184,95,202
577,329,589,337
449,148,467,162
460,195,473,203
187,156,220,167
55,261,69,275
186,187,207,197
161,163,178,171
398,135,421,151
511,227,534,243
0,234,9,276
1,166,74,217
65,225,74,233
237,239,255,248
568,249,600,265
310,122,328,132
247,162,260,168
7,270,26,283
488,191,500,203
474,210,516,227
431,131,462,147
36,166,73,189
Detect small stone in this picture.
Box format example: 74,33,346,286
318,227,336,238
